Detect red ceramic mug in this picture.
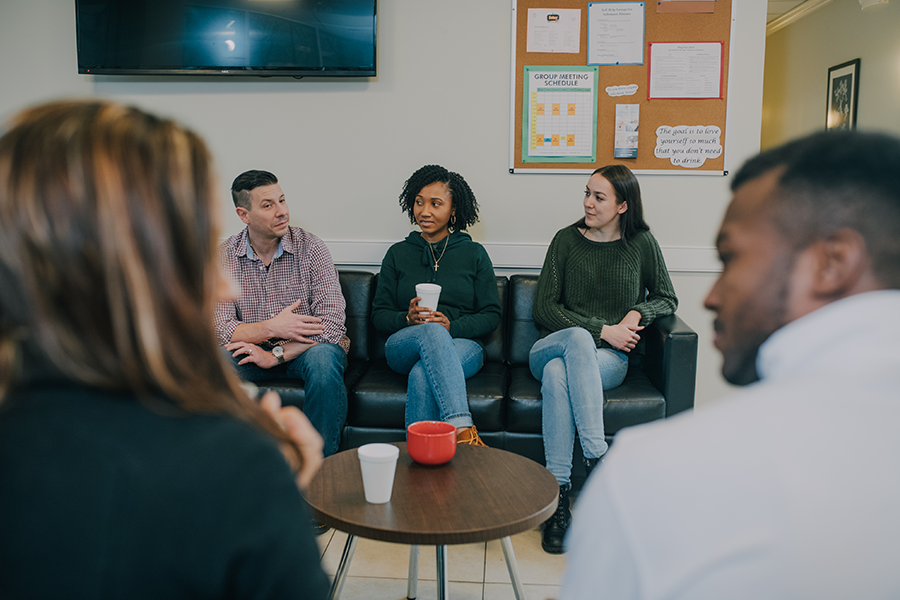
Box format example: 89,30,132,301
406,421,457,465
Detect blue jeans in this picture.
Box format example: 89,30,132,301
227,343,348,457
529,327,629,485
384,323,484,429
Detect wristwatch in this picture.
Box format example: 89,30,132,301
272,345,285,365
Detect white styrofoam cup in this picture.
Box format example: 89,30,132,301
357,443,400,504
415,283,442,312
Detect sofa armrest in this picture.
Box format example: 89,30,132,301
642,314,698,417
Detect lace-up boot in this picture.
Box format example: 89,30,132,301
583,456,601,482
541,483,571,554
456,425,487,447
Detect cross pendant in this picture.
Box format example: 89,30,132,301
434,264,439,271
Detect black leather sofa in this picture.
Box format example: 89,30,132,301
258,270,698,484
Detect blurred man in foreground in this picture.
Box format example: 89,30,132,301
562,130,900,600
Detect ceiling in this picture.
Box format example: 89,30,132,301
767,0,808,22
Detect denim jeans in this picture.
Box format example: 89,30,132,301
227,343,348,457
529,327,629,485
384,323,484,429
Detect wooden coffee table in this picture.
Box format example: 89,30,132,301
305,443,558,600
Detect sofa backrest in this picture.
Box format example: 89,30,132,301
368,274,508,363
338,270,375,363
482,276,507,363
507,274,541,367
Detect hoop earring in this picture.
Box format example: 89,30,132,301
450,214,457,227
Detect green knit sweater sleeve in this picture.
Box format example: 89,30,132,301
533,227,678,348
532,228,607,338
629,231,678,325
447,244,501,339
371,245,408,334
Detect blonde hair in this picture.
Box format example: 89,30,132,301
0,100,298,457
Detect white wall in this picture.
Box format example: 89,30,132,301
762,0,900,148
0,0,769,407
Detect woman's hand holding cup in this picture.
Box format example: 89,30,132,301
429,311,450,332
406,296,433,326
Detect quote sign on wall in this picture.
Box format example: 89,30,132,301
653,125,722,168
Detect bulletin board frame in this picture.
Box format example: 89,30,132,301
509,0,733,175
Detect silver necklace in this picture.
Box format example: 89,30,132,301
428,235,450,271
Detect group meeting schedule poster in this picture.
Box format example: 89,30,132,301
522,65,598,163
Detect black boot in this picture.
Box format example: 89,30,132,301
541,483,571,554
583,456,602,482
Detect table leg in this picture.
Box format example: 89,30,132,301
500,536,527,600
328,534,358,600
407,545,419,599
436,545,449,600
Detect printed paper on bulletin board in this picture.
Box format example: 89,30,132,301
522,65,598,163
510,0,732,174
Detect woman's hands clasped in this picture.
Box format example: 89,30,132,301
601,310,644,353
406,296,451,332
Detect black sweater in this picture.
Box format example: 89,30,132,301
0,382,329,600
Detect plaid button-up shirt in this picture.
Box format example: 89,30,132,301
214,226,349,352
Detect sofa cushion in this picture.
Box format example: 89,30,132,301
506,366,665,436
346,360,408,428
482,276,508,363
339,270,375,363
256,360,367,412
507,274,541,367
349,359,506,431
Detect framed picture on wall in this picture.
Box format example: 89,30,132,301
826,59,860,130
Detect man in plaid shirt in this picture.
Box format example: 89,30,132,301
215,170,349,457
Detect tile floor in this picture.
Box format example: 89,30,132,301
316,521,569,600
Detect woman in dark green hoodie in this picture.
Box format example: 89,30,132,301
372,165,501,447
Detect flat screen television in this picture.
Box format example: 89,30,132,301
75,0,376,77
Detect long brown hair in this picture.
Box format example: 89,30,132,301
574,164,650,245
0,100,300,460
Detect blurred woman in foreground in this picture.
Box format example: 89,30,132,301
0,100,329,599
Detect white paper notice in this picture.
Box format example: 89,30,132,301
588,2,644,66
654,125,722,168
606,84,639,97
614,105,640,159
527,9,581,54
649,42,723,99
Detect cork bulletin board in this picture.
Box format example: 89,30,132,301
509,0,733,174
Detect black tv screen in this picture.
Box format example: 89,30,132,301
75,0,377,77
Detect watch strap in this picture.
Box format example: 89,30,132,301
272,345,286,364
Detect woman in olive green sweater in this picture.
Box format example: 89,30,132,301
372,165,501,446
531,165,677,554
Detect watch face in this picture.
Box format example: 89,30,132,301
272,346,284,358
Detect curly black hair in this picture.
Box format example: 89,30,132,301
399,165,480,231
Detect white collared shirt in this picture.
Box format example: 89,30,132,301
562,291,900,600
